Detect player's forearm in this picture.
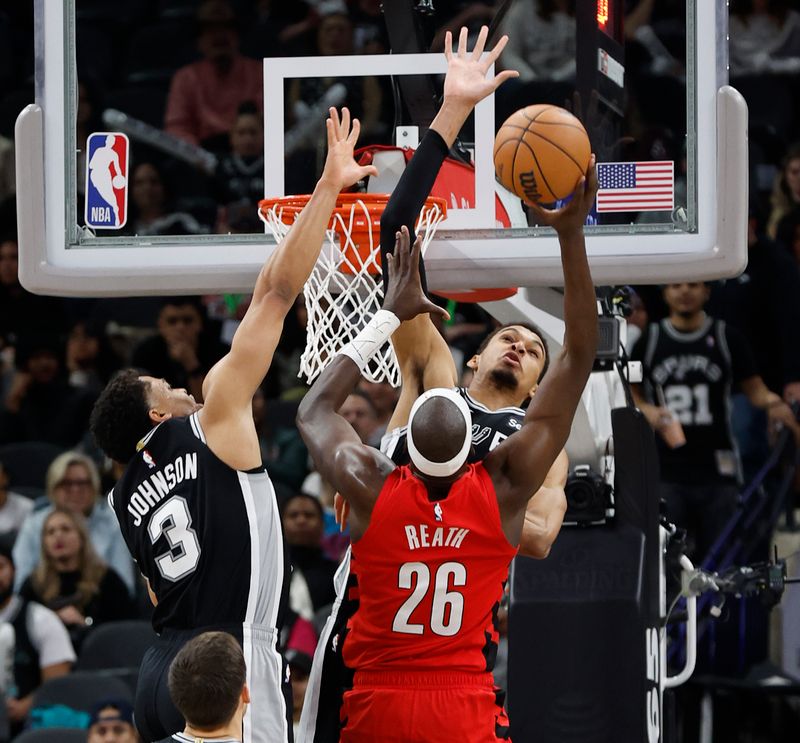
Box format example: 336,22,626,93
254,178,340,305
559,227,598,367
519,485,567,559
298,356,363,426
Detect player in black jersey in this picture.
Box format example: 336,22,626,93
89,108,378,743
631,282,797,557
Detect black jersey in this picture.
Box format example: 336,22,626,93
631,317,757,484
110,412,288,633
381,387,525,465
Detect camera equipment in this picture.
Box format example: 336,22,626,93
564,464,614,526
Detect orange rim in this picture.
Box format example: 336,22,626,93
258,194,517,302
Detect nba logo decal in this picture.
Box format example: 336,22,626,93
434,502,443,522
85,132,129,229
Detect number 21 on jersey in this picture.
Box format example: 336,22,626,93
392,561,466,637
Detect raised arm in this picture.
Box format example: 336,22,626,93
383,27,519,430
485,160,599,530
297,230,447,538
198,109,377,468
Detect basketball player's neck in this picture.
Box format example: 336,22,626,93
184,718,242,742
468,377,525,411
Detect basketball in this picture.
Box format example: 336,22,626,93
493,104,591,204
112,175,126,189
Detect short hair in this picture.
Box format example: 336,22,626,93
89,369,153,463
45,451,101,501
344,389,378,417
168,632,246,730
475,322,551,381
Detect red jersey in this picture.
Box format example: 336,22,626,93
343,463,517,675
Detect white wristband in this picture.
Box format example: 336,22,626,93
339,310,401,371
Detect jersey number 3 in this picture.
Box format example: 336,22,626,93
392,561,466,637
148,497,201,582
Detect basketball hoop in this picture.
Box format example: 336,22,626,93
259,193,447,385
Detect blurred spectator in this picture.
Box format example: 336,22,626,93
124,161,208,237
131,297,227,403
499,0,576,82
243,0,316,58
0,237,67,350
281,493,338,621
767,143,800,239
776,208,800,265
431,1,497,51
165,0,263,149
13,452,135,594
339,391,379,446
286,647,313,740
0,136,14,204
0,541,74,732
0,334,96,448
86,698,137,743
262,296,308,399
0,461,33,540
631,282,797,558
357,379,399,447
19,507,135,650
252,388,309,492
729,0,800,76
286,8,383,192
710,207,800,402
214,101,265,233
66,320,123,394
350,0,389,54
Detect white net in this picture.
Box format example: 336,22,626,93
261,196,445,385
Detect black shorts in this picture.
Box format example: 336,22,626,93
135,624,293,743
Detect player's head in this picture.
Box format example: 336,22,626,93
168,631,249,733
468,323,549,400
662,282,710,319
407,389,472,481
90,369,201,463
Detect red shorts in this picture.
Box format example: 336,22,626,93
340,671,511,743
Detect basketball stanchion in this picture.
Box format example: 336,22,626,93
259,193,447,386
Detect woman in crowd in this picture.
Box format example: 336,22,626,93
768,142,800,239
19,508,134,649
12,452,135,594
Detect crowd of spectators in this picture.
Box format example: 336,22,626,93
0,0,799,739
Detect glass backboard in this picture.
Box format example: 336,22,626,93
15,0,746,296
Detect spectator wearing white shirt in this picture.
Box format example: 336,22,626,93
12,452,134,594
0,461,33,539
0,541,74,731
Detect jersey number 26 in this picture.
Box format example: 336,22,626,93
392,561,466,637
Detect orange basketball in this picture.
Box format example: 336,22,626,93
493,104,591,204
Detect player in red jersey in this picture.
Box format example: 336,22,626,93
296,157,598,742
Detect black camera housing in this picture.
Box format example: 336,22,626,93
564,464,614,526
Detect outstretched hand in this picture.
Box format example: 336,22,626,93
382,226,450,323
320,107,379,191
527,155,599,236
443,26,519,109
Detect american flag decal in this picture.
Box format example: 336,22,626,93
596,161,674,213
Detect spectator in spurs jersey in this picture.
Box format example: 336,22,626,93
631,282,798,558
19,508,134,651
165,0,263,150
13,452,135,595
